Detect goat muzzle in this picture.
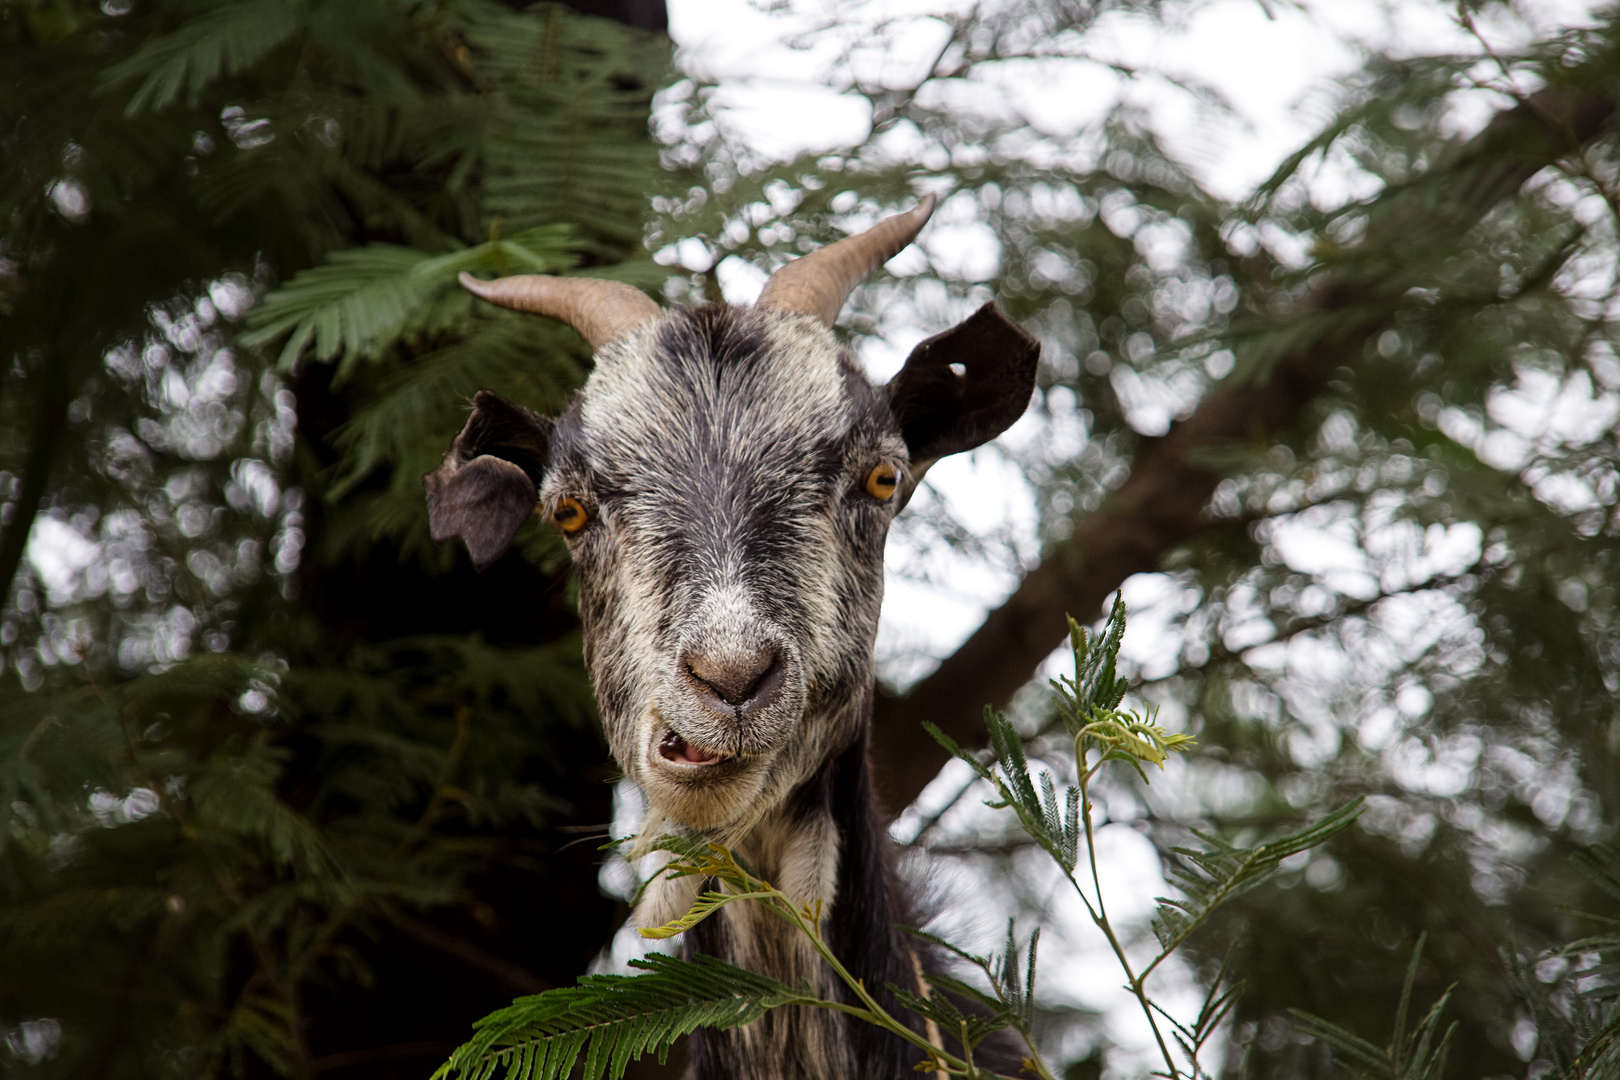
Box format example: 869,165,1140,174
679,643,787,721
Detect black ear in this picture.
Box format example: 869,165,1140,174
885,302,1039,470
423,390,553,571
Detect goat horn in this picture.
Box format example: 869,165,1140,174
756,193,938,327
458,273,662,350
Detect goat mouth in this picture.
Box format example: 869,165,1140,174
657,729,727,767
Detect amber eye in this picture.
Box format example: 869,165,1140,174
864,462,901,501
552,496,589,534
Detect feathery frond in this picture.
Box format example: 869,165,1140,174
239,226,578,373
1291,936,1457,1080
1149,799,1364,964
106,0,305,113
432,953,806,1080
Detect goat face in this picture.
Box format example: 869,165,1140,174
425,202,1038,836
561,307,902,832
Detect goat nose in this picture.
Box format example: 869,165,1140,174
681,645,786,716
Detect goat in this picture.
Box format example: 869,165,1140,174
426,195,1038,1078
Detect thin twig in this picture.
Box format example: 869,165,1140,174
1076,764,1180,1079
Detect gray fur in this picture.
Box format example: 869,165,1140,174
429,299,1039,1079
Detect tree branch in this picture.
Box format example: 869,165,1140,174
869,84,1617,815
0,353,72,607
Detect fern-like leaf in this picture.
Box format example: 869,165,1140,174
431,953,807,1080
888,983,1010,1054
105,0,304,113
1149,799,1364,963
638,887,779,940
926,713,1081,875
1291,935,1457,1080
239,226,578,374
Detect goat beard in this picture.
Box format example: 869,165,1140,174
629,794,844,931
623,700,865,926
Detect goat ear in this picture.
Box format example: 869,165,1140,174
885,302,1039,494
424,390,552,571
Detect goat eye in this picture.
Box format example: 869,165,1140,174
864,462,900,501
552,496,589,534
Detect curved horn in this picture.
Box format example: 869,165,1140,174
756,193,937,327
458,273,662,350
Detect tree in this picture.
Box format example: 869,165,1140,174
9,1,1620,1078
1,1,668,1076
647,3,1620,1075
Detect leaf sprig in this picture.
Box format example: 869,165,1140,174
1291,935,1457,1080
1055,601,1196,778
927,598,1359,1079
430,952,807,1080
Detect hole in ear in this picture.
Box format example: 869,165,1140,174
885,302,1040,464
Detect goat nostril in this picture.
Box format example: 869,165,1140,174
683,647,785,711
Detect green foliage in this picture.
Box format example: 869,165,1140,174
1058,603,1197,777
105,0,308,114
922,601,1361,1078
896,922,1043,1060
0,1,667,1075
1150,799,1364,963
1496,846,1620,1080
468,1,672,252
925,599,1196,876
632,840,793,941
928,709,1085,875
1291,937,1458,1080
242,237,551,373
432,953,805,1080
1160,949,1246,1080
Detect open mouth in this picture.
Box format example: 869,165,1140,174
658,729,727,766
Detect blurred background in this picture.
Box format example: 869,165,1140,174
3,0,1620,1077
